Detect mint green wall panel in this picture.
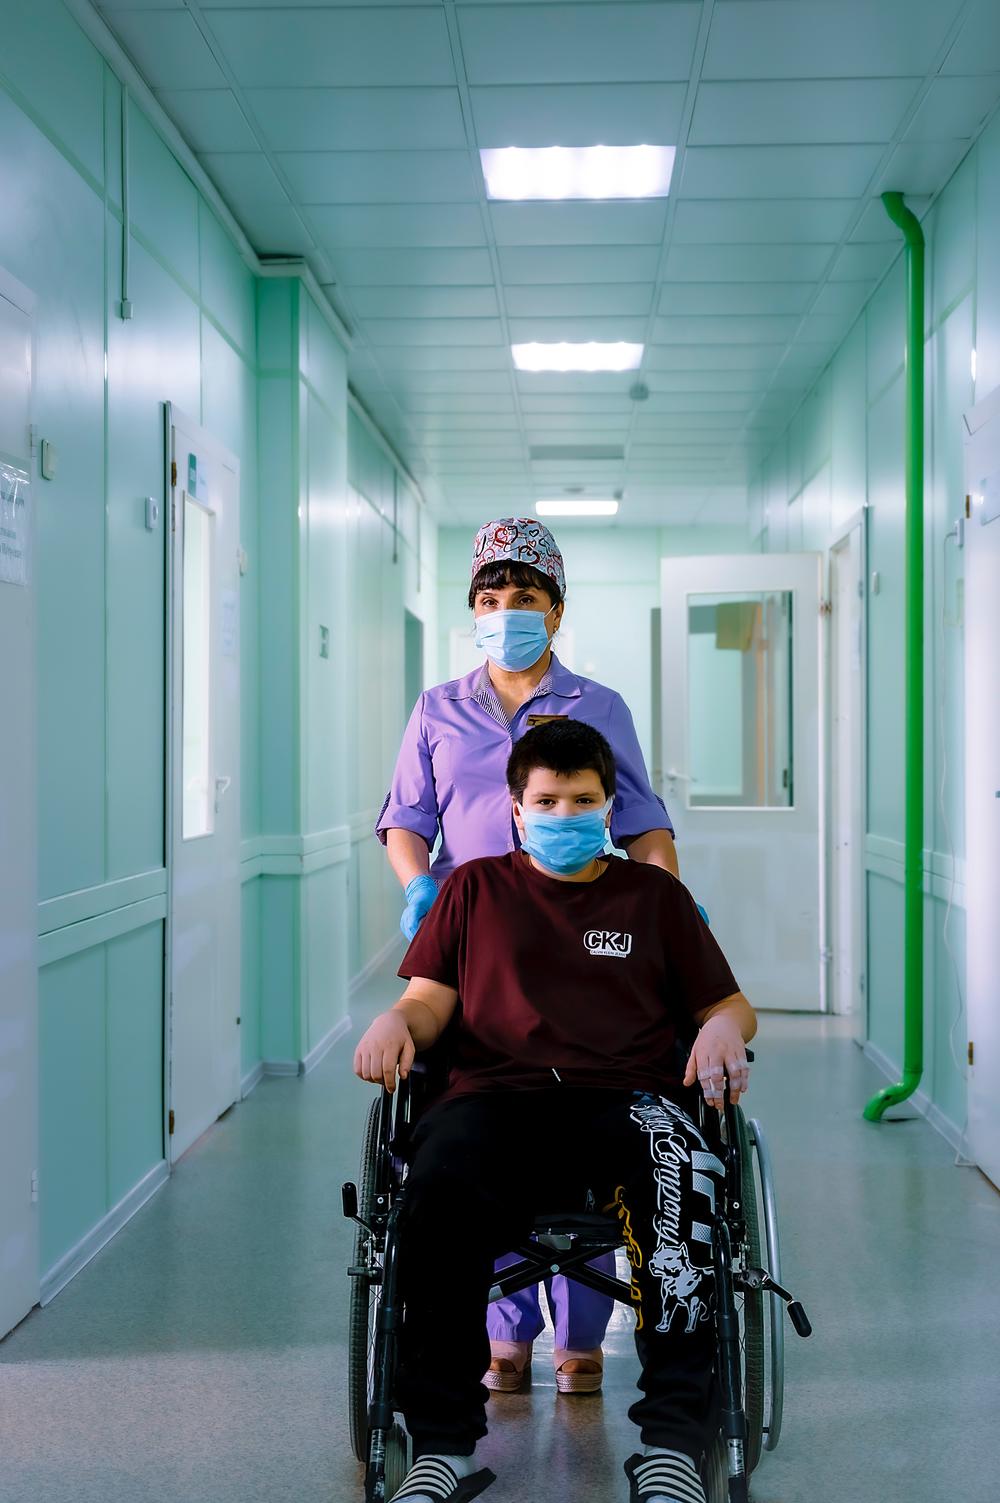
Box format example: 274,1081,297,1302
241,879,262,1073
865,378,906,844
830,321,868,532
303,292,348,410
866,257,906,402
302,384,348,834
260,878,299,1063
0,0,104,187
39,949,107,1271
103,68,123,214
303,867,348,1053
801,368,832,484
927,155,976,332
127,103,200,299
800,461,832,550
258,366,299,834
258,277,295,370
975,116,1000,398
785,493,804,551
0,89,108,901
199,204,256,357
106,924,163,1206
866,872,904,1063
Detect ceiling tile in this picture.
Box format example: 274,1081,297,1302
663,243,834,281
644,344,782,371
457,3,701,85
374,345,510,371
905,76,1000,141
797,313,855,344
830,242,900,281
519,394,634,415
470,82,686,147
406,414,521,433
505,284,655,317
652,315,799,344
205,7,455,86
940,0,1000,75
877,139,971,196
335,248,493,285
498,245,662,283
231,202,316,256
522,413,631,431
515,371,637,395
672,198,856,243
348,286,498,318
277,150,478,204
629,391,756,412
690,79,920,146
645,369,775,393
100,10,227,87
393,391,516,414
490,201,667,246
703,1,965,80
244,87,466,151
364,318,503,347
525,429,630,446
507,315,648,343
658,282,812,315
811,281,874,318
309,203,486,248
155,89,258,152
388,372,513,396
681,145,883,199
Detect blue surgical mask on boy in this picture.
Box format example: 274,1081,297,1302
474,607,554,673
517,799,613,874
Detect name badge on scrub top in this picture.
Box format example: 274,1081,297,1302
525,713,569,727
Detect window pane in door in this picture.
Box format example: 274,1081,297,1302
686,591,793,808
183,496,213,839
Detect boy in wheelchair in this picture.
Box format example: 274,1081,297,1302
354,720,756,1503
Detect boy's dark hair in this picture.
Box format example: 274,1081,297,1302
506,719,617,802
468,559,563,610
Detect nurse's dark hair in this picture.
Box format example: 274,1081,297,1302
468,559,563,609
506,720,617,802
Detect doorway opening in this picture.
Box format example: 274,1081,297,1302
827,518,866,1027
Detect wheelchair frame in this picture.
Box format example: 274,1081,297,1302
343,1055,810,1503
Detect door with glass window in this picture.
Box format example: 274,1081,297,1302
168,408,241,1161
661,554,822,1011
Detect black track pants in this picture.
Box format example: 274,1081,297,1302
395,1087,724,1461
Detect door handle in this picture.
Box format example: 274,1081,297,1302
666,767,695,783
214,775,232,812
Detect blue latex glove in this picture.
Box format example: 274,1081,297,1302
401,874,439,942
696,902,710,927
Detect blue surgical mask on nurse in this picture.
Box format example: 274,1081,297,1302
474,606,557,673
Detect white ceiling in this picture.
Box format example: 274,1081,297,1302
96,0,1000,527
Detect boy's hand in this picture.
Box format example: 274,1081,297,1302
683,1015,750,1110
354,1012,416,1093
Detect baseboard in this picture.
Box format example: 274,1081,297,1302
240,1059,265,1099
862,1041,965,1152
261,1058,300,1078
40,1159,170,1306
300,1013,352,1076
350,932,405,997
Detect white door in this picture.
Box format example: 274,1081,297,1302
168,408,241,1162
661,554,823,1012
828,521,866,1031
0,269,37,1336
963,387,1000,1190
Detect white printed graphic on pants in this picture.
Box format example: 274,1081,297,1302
629,1098,724,1334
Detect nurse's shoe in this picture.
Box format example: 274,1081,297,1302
483,1339,532,1392
553,1346,604,1394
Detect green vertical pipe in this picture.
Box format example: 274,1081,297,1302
864,191,925,1122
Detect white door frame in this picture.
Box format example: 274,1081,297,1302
164,403,241,1162
825,509,869,1028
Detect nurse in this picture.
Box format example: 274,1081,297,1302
376,516,677,1396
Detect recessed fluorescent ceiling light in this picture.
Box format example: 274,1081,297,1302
512,342,643,373
482,145,675,200
536,500,619,517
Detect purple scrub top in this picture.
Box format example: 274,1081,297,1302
376,654,672,880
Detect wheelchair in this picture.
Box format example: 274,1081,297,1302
342,1047,811,1503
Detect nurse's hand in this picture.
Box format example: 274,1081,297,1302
401,874,439,941
354,1012,416,1093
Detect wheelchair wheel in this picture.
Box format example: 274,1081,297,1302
384,1422,409,1499
348,1098,384,1463
704,1432,748,1503
730,1107,765,1474
748,1118,785,1452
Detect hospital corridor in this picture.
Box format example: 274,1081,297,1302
1,2,1000,1501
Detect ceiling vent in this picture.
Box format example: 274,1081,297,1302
529,444,625,462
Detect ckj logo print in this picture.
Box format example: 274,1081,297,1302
584,929,633,958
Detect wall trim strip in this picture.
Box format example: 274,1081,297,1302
300,1014,353,1077
40,1159,169,1306
38,895,166,967
38,869,167,935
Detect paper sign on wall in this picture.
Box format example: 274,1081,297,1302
0,462,29,587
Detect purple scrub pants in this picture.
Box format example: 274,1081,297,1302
487,1251,616,1349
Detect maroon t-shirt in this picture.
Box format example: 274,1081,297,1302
398,852,739,1100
